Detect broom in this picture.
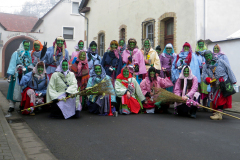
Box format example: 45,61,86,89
153,87,240,120
21,78,115,112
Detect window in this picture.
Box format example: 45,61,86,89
72,2,79,14
120,28,125,40
99,33,105,57
63,27,74,40
164,18,174,46
146,23,154,47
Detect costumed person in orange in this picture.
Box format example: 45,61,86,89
31,40,47,66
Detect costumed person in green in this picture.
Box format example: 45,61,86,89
47,59,81,119
6,40,33,113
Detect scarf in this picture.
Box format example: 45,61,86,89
178,66,195,97
116,68,133,88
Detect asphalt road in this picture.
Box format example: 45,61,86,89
1,80,240,160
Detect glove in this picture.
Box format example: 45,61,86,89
134,64,139,72
52,99,59,103
41,42,47,59
205,77,212,84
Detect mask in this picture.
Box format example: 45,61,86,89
37,66,44,74
78,42,84,50
214,46,220,53
129,42,136,50
34,44,40,51
204,53,213,63
94,66,102,75
156,49,161,54
198,42,204,49
183,68,189,77
144,40,150,49
79,52,86,61
24,42,30,51
111,44,117,50
62,61,68,72
184,46,189,52
123,69,129,78
150,71,155,78
91,45,97,52
166,47,172,54
57,40,64,47
119,40,124,47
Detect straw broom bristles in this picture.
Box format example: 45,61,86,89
153,88,240,120
21,78,114,112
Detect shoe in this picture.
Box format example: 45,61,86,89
190,114,196,119
210,112,222,120
8,107,14,112
30,112,35,116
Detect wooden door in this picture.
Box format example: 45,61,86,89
164,18,174,46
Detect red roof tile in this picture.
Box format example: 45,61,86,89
0,12,38,32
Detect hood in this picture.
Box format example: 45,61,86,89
179,65,195,80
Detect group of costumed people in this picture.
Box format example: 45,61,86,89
5,36,237,120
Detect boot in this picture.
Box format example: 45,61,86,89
210,112,223,120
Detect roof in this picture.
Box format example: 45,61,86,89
0,12,38,32
79,0,90,13
31,0,62,32
227,29,240,40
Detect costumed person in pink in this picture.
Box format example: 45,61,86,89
140,66,173,114
122,38,147,84
115,67,145,114
174,66,200,118
73,40,86,54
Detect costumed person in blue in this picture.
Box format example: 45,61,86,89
86,41,101,71
7,40,33,113
86,64,117,116
47,59,81,119
31,40,47,66
43,36,69,79
118,38,126,56
171,42,200,84
20,61,49,115
101,40,123,86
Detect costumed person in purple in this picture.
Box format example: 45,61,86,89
20,61,49,115
6,40,33,113
86,41,101,71
101,40,123,86
47,59,81,119
171,42,200,84
160,43,176,92
212,44,230,66
118,38,126,57
174,66,200,118
43,36,69,79
122,38,147,84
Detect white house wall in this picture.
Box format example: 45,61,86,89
85,0,197,53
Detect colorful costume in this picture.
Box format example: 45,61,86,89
118,39,126,56
115,68,145,114
20,62,49,115
31,40,46,66
141,39,161,71
47,60,81,119
7,41,33,111
171,42,201,83
212,44,230,66
174,66,199,117
86,65,116,115
43,37,69,79
86,41,102,71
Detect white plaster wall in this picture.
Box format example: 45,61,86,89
195,0,205,41
0,26,4,74
208,40,240,85
206,0,240,41
85,0,197,53
35,0,85,56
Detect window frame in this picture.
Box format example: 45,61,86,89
142,19,155,48
99,33,105,57
71,1,80,15
62,26,75,40
145,23,154,47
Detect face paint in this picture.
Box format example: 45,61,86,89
183,68,189,77
214,46,220,53
94,66,102,76
204,53,213,63
198,42,204,49
156,49,161,54
166,47,172,54
62,61,68,72
123,69,129,78
34,44,40,51
78,42,84,50
57,40,64,47
119,40,124,47
37,66,44,74
150,71,155,78
111,44,117,50
23,42,30,51
129,42,136,50
91,45,97,52
79,52,86,61
184,46,189,52
144,40,150,49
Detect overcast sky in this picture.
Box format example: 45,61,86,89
0,0,34,13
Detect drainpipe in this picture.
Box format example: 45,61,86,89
79,11,89,48
204,0,206,40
